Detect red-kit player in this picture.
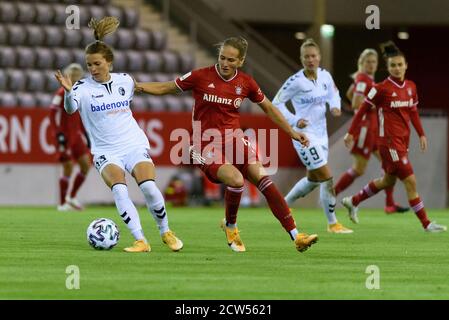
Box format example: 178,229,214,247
136,37,319,252
50,63,91,211
341,41,446,232
335,49,408,214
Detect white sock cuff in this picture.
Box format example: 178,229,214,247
139,180,159,196
227,186,244,193
112,183,129,199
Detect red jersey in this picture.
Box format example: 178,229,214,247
349,76,425,152
175,65,265,138
49,87,84,143
352,72,377,130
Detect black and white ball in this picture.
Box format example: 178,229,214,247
86,218,120,250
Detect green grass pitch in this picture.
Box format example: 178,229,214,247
0,206,448,299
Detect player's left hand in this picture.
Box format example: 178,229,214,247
419,136,427,152
330,108,341,117
292,132,309,147
343,133,354,149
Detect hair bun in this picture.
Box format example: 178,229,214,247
380,41,401,57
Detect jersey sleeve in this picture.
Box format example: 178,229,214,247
325,71,341,110
364,83,382,107
353,74,370,97
411,82,419,107
247,76,265,104
123,73,135,93
174,70,199,91
64,81,84,114
409,82,425,137
272,75,301,126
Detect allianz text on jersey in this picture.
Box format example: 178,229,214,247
390,99,414,108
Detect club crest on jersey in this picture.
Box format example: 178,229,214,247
235,86,242,95
407,88,412,96
119,87,125,96
322,83,327,90
234,98,242,109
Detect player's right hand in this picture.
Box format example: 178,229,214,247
343,133,354,149
54,70,73,91
296,118,308,129
419,136,427,152
292,132,309,147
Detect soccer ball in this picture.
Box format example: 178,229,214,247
86,218,120,250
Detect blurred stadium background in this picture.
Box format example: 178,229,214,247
0,0,448,208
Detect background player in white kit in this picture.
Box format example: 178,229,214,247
273,39,353,234
55,17,183,253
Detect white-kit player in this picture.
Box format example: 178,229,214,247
55,16,183,252
273,38,353,234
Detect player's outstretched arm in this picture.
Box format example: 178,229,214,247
259,99,309,147
134,81,180,95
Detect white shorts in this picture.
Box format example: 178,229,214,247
293,139,328,171
93,145,154,175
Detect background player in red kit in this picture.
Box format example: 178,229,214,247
49,63,91,211
341,42,446,232
136,37,319,252
335,49,408,214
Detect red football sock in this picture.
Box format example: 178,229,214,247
352,181,380,206
409,197,430,228
70,172,86,198
225,186,243,225
257,176,296,232
335,168,359,195
384,186,395,207
59,176,69,205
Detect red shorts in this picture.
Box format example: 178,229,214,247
350,110,378,159
59,133,90,162
351,124,378,159
378,146,414,180
190,137,258,184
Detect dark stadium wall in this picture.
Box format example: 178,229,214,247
206,0,449,25
248,23,449,111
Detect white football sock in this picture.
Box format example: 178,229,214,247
139,180,170,235
111,184,146,241
319,178,338,225
285,177,320,205
289,228,299,240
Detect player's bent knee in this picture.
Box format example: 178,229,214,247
227,172,244,188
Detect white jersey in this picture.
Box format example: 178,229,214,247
64,73,149,154
273,68,341,145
